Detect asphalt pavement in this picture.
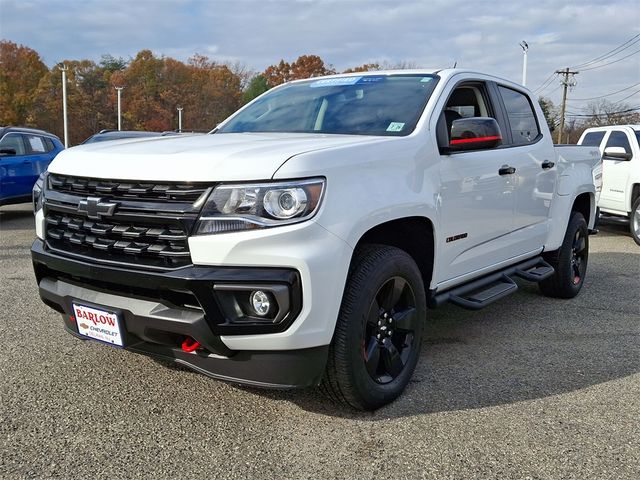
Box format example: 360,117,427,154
1,203,638,479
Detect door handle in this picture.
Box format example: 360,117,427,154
541,160,555,170
498,165,516,175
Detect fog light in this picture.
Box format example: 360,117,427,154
250,290,270,316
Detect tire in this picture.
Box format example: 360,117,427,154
320,245,426,410
539,212,589,298
630,196,640,246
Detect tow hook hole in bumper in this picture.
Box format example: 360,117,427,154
181,337,202,353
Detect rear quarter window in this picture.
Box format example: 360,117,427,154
42,137,56,152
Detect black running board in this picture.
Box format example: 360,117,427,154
431,256,554,310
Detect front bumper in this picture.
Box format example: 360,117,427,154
31,239,328,388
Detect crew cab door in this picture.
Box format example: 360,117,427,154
493,84,556,251
600,129,635,213
0,133,32,201
434,80,520,284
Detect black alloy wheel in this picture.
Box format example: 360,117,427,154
570,228,587,285
363,277,419,384
540,211,589,299
320,245,426,410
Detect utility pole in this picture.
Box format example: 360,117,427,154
556,68,578,144
59,65,69,148
115,87,124,130
519,41,529,86
177,107,183,132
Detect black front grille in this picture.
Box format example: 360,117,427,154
44,175,212,270
49,174,208,203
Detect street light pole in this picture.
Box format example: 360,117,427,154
59,65,69,147
177,107,183,132
115,87,124,130
519,40,529,86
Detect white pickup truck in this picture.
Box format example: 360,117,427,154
578,125,640,245
31,69,601,410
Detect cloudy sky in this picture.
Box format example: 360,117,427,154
1,0,639,114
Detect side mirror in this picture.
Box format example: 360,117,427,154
0,148,17,156
602,146,632,161
443,117,503,153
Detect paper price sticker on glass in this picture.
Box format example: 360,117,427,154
72,303,124,347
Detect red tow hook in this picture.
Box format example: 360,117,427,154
181,337,201,353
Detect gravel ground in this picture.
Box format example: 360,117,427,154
1,203,638,479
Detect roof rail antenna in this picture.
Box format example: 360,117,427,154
452,61,457,68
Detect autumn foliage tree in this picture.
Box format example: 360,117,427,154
263,55,335,87
0,41,48,125
342,63,381,73
0,43,244,144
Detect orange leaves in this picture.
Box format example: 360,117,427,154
0,41,48,125
263,55,336,88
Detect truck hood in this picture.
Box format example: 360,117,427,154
48,133,382,181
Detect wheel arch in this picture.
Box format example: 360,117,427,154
572,192,593,225
352,216,435,292
630,183,640,213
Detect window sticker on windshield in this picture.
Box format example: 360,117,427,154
387,122,405,132
28,136,46,152
310,77,362,88
356,76,386,84
420,77,433,82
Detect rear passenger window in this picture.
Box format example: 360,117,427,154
25,135,47,153
581,131,606,147
605,131,632,156
498,86,540,145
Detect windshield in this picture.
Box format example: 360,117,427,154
218,74,439,136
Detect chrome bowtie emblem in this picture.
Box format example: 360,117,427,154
78,197,118,219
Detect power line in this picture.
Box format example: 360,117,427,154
532,72,556,93
565,106,640,117
567,82,640,101
545,84,563,97
615,88,640,103
534,34,640,96
579,48,640,71
570,33,640,69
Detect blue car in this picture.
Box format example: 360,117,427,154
0,127,64,206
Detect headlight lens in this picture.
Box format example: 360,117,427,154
32,172,46,214
194,178,325,234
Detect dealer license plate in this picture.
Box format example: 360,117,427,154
72,303,124,347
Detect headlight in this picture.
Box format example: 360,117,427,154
194,178,325,234
32,172,47,214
